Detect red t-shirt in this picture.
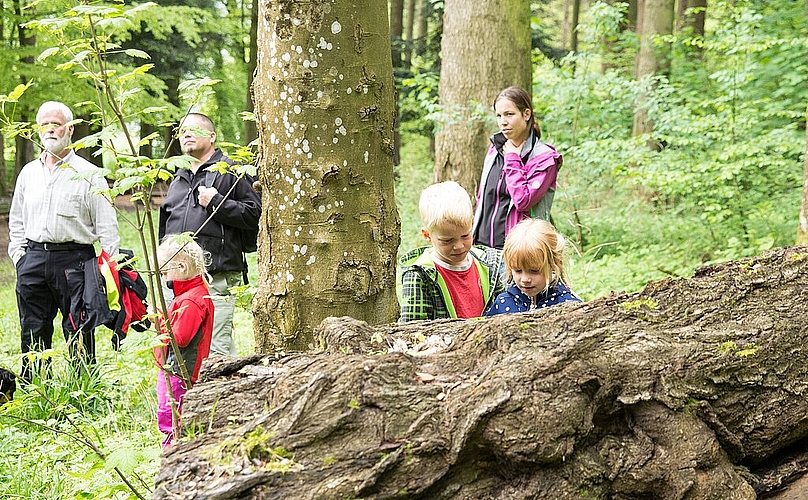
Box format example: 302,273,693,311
434,258,484,318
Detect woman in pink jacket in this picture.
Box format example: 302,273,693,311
472,86,563,249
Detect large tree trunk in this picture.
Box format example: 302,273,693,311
156,246,808,499
251,0,400,352
433,0,531,197
632,0,674,147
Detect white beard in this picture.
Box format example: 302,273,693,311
41,133,71,155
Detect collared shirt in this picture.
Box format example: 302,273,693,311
7,150,119,264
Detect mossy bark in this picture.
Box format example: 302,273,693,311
156,247,808,499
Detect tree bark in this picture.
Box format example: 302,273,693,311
251,0,401,352
390,0,404,71
244,0,259,146
415,0,428,58
797,103,808,244
404,0,416,65
156,246,808,499
570,0,581,53
632,0,674,147
677,0,707,38
433,0,532,198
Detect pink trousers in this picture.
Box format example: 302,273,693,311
156,369,188,448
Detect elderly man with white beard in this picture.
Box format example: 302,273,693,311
7,101,119,383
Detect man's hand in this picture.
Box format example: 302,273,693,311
197,186,217,207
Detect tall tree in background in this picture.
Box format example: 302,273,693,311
12,0,35,177
244,0,258,145
434,0,532,196
404,0,416,64
632,0,674,145
252,0,401,352
677,0,707,38
798,103,808,245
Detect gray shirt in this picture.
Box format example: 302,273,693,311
8,150,119,264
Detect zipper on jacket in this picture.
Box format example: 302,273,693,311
489,154,507,247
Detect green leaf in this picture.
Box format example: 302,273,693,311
124,49,150,59
38,47,60,62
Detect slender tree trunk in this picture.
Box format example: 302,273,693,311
139,121,154,158
797,103,808,244
415,0,428,58
562,0,571,50
390,0,405,166
678,0,706,37
404,0,416,65
632,0,675,147
252,0,401,352
570,0,581,53
0,133,6,197
164,75,182,157
434,0,532,197
244,0,259,145
14,0,35,173
390,0,404,71
633,0,643,33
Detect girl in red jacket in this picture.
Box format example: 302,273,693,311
155,235,214,448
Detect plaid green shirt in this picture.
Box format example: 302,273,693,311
397,245,506,322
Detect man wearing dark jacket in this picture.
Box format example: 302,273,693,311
159,113,261,355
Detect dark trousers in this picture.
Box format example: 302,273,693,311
16,244,97,382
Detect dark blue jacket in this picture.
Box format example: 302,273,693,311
486,282,580,316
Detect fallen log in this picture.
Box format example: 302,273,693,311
155,246,808,499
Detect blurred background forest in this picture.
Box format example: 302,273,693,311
0,0,806,300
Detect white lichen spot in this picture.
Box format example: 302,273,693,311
364,150,369,163
310,60,318,68
338,126,347,135
300,245,308,255
306,256,316,265
294,105,301,114
332,137,338,144
335,117,343,126
282,52,291,62
286,271,295,282
343,160,348,167
346,87,352,95
318,205,326,213
331,21,342,34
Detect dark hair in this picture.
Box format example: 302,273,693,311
494,86,541,140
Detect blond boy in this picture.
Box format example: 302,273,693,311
398,181,506,322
